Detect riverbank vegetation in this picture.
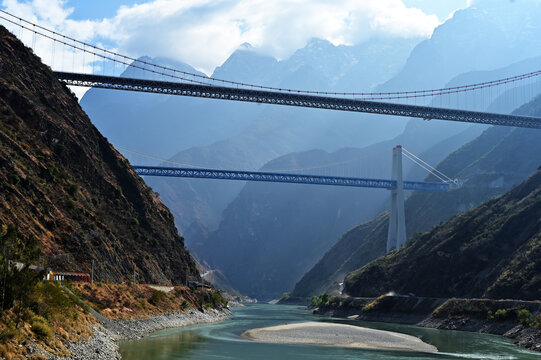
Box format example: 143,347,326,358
310,293,330,307
0,223,228,358
0,224,94,358
432,299,541,328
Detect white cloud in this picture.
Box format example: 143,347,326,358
1,0,442,75
104,0,441,74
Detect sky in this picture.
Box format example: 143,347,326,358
0,0,471,75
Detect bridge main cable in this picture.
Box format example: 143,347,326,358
56,72,541,129
132,165,450,191
2,8,539,99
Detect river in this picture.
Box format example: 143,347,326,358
119,304,540,359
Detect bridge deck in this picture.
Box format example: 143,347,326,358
55,71,541,129
133,165,450,191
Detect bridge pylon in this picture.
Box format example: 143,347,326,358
386,145,407,252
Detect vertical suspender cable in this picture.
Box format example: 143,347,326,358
31,25,35,51
51,39,55,70
92,47,96,74
82,43,85,73
61,36,65,71
72,38,76,72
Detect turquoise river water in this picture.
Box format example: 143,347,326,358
119,304,540,359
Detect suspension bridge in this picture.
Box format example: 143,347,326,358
54,71,541,129
54,67,541,127
0,10,539,251
2,9,541,130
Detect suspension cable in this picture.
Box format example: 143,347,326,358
0,14,212,86
2,9,541,100
403,154,451,183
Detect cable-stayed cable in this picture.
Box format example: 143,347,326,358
402,148,455,183
402,153,449,183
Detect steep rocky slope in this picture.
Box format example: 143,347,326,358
0,26,197,284
290,96,541,299
344,166,541,300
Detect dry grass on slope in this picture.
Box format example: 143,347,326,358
72,282,227,320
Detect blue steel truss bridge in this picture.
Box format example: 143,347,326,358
132,165,450,192
132,145,446,251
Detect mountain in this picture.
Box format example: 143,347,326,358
290,95,541,299
78,1,541,297
213,44,280,85
188,148,393,299
185,51,541,299
281,37,422,91
81,37,419,162
344,165,541,301
380,0,541,93
0,26,198,284
188,120,484,300
133,35,419,233
80,1,541,235
149,1,541,236
190,53,541,299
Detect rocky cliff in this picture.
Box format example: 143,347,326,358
0,26,198,284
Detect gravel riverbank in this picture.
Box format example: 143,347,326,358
105,307,232,341
32,308,232,360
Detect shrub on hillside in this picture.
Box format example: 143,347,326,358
211,291,227,307
149,290,166,306
31,316,53,340
310,293,330,307
0,224,42,312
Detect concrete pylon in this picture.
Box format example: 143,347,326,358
386,145,407,252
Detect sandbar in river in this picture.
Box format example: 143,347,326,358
242,321,437,352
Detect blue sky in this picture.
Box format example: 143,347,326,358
65,0,135,20
65,0,469,22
